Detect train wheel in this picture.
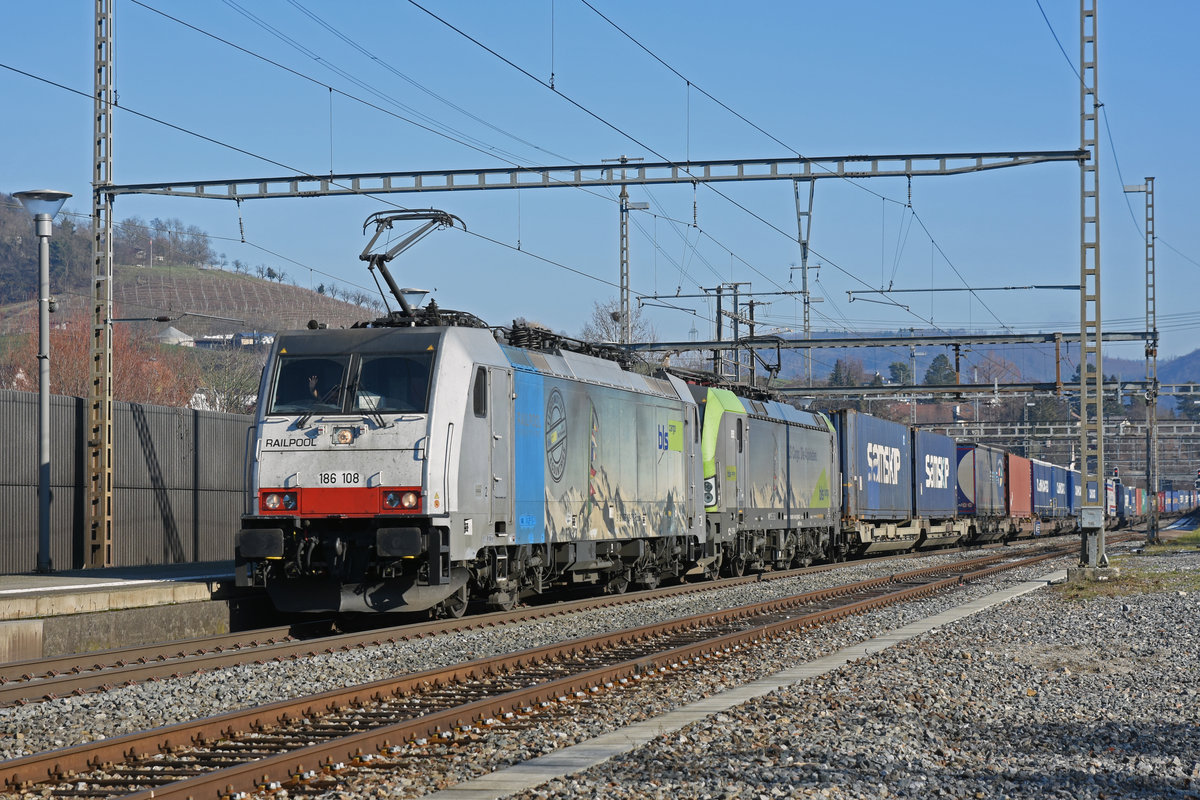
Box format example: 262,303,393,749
606,571,630,595
726,555,746,577
439,586,469,619
488,591,517,612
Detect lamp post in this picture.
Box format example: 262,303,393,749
14,189,72,573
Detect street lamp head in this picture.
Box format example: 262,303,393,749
14,189,72,219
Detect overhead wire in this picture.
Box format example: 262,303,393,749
403,0,932,323
133,0,769,325
141,0,985,345
1,34,710,328
1034,0,1200,271
578,2,1035,346
284,0,573,164
577,0,1018,336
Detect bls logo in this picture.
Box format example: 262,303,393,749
657,424,669,451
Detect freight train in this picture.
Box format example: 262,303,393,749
234,212,1195,616
234,308,1196,616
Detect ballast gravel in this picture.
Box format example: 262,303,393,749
2,541,1197,800
502,549,1200,800
0,543,1047,761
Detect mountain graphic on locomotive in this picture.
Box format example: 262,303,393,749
235,211,1172,617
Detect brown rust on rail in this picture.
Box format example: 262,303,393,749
4,546,1080,798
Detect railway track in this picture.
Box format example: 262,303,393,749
2,545,1073,800
0,536,1074,708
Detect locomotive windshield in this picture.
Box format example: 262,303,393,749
269,356,350,414
267,351,434,416
355,353,433,413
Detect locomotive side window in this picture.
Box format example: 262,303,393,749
357,353,435,413
472,366,487,418
736,417,744,453
269,356,348,414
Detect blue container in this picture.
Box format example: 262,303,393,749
1067,470,1083,516
1115,483,1130,520
1031,459,1054,517
833,409,913,521
1051,466,1069,518
956,444,1006,516
913,430,957,520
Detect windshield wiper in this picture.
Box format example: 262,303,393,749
294,384,342,430
357,388,389,429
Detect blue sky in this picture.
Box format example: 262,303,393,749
2,1,1198,371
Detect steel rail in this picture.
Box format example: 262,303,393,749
0,627,298,700
0,537,1051,707
3,548,1068,797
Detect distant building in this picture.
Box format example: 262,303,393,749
194,333,234,350
235,332,274,349
156,326,194,347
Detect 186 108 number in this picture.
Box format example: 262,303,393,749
317,471,361,486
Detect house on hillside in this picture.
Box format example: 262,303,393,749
235,332,274,349
194,333,234,349
156,326,194,347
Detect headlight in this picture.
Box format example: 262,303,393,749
333,427,355,445
703,478,717,507
383,490,420,511
262,492,297,511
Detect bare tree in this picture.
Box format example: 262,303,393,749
2,309,202,406
579,298,656,343
193,348,264,413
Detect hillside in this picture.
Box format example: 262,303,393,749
778,329,1200,388
0,263,384,340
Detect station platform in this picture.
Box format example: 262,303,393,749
0,562,272,664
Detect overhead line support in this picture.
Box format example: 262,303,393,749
88,0,115,569
1078,0,1106,568
103,151,1086,200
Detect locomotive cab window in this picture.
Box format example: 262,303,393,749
269,356,349,414
356,353,434,413
472,366,487,418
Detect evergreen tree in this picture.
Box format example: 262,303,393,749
888,361,912,385
1178,383,1200,421
923,353,957,385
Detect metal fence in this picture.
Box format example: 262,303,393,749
0,390,252,574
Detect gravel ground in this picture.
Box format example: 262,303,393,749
5,540,1196,800
0,543,1048,762
503,549,1200,800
